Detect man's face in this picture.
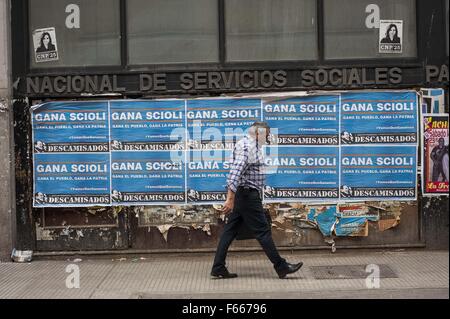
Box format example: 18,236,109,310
256,127,270,144
439,139,444,147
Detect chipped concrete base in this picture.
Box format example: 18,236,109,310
137,205,218,242
125,201,410,253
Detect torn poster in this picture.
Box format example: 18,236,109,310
306,206,338,237
421,88,446,114
335,217,369,237
337,204,379,222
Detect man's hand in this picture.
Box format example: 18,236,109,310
220,198,234,214
220,189,236,214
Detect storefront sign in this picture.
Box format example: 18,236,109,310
24,67,406,96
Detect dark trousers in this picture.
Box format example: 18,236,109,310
212,187,287,273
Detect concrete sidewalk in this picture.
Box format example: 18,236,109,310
0,249,448,299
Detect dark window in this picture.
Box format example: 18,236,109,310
127,0,219,65
324,0,417,59
29,0,121,68
225,0,317,62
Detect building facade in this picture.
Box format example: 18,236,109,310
1,0,448,258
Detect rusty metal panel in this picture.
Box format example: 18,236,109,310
35,207,129,251
41,208,118,228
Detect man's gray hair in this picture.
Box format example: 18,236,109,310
251,121,270,129
249,121,270,135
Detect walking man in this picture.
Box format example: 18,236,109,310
211,122,303,279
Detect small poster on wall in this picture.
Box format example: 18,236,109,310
379,20,403,54
32,27,59,63
421,88,446,114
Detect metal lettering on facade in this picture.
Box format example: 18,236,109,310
426,64,449,83
22,67,417,96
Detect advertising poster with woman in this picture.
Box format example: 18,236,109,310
422,114,449,195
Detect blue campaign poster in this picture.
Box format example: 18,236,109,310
340,145,417,200
33,153,111,207
264,146,340,202
340,91,418,145
110,100,186,151
32,101,109,153
186,149,232,204
30,92,421,207
111,151,185,205
262,94,340,145
186,98,262,150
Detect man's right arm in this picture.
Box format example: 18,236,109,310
221,143,249,214
226,143,249,193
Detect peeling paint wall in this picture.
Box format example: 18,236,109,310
34,206,129,251
129,200,420,252
0,0,15,261
136,205,218,241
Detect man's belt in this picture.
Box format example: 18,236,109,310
237,186,258,192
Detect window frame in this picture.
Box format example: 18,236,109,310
27,0,124,73
20,0,424,76
321,0,420,64
222,0,319,63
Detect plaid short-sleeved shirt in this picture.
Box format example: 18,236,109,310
226,136,265,196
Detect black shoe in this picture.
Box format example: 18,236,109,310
210,268,238,279
276,262,303,279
